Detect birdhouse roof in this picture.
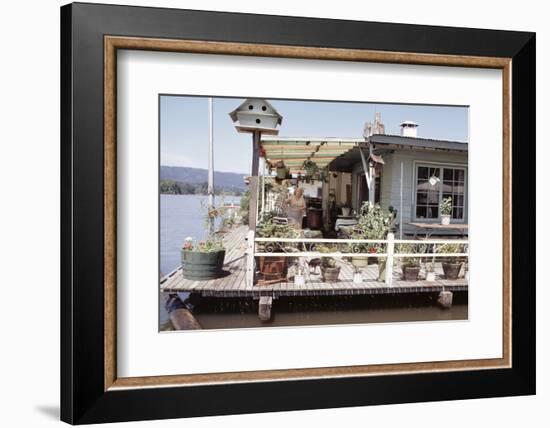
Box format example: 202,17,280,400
229,99,283,124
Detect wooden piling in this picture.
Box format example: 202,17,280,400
258,296,273,321
438,290,453,309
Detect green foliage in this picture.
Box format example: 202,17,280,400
182,239,224,253
302,160,319,177
440,197,453,216
349,203,394,254
160,180,243,196
256,212,300,239
396,243,427,267
256,212,300,253
316,245,339,268
239,190,250,225
437,242,467,263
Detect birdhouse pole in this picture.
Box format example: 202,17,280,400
248,130,261,230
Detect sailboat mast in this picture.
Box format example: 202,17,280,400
208,97,215,235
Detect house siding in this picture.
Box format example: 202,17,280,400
351,149,468,235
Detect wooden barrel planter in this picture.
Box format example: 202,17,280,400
181,249,226,280
442,262,462,279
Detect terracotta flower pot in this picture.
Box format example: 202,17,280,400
402,265,420,281
321,266,340,282
258,256,287,281
442,262,462,279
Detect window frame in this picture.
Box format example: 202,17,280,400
412,161,467,223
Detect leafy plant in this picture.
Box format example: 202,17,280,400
256,212,301,253
437,242,467,263
181,237,224,253
302,160,318,177
239,190,250,225
180,199,228,253
396,243,427,267
440,197,453,216
349,203,394,254
317,245,339,268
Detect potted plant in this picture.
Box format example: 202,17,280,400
181,237,226,280
275,161,289,180
350,203,394,279
318,245,341,282
437,243,466,279
398,243,426,281
256,212,301,282
181,205,228,280
340,204,351,217
302,160,318,179
440,197,452,225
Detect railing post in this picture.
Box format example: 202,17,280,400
385,233,394,286
246,230,255,287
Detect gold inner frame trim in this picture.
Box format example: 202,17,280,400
104,35,512,391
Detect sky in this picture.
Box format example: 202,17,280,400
160,96,468,174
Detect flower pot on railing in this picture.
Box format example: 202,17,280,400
442,262,462,279
441,214,451,225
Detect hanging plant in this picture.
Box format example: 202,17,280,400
302,160,318,178
275,161,289,180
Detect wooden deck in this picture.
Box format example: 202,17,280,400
160,226,468,298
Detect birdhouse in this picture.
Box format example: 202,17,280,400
229,99,282,135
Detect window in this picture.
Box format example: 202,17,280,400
415,165,465,220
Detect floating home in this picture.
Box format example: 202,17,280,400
161,99,468,325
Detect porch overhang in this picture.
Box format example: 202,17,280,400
328,135,468,172
260,136,362,174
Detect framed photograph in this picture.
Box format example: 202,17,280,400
61,2,535,424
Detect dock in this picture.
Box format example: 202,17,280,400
160,226,468,299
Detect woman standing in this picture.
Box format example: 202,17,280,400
287,187,306,229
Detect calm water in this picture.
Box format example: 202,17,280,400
160,194,241,275
160,194,467,329
180,294,468,330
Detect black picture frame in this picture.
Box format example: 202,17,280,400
61,2,535,424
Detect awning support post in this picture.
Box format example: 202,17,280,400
358,142,375,205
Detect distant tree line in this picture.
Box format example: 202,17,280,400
160,180,244,196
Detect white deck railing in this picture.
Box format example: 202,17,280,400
248,232,468,286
